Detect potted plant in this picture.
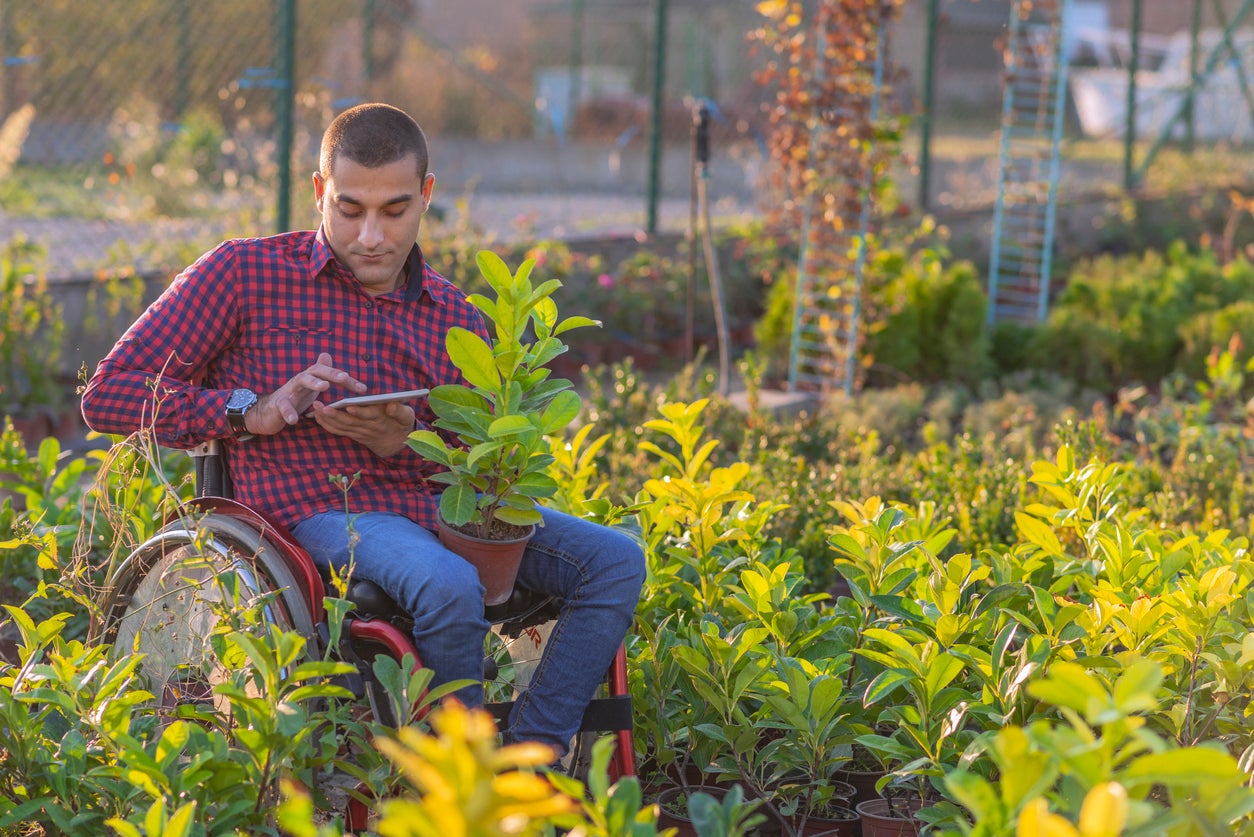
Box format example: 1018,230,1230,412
408,250,597,604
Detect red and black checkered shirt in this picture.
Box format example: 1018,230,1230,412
81,229,488,531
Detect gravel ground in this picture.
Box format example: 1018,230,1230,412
1,191,762,281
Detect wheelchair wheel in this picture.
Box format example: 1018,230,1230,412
99,511,319,720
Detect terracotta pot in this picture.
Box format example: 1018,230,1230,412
655,784,726,837
656,784,803,837
855,798,923,837
835,767,887,809
791,805,859,837
436,517,534,606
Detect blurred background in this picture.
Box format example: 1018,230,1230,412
5,0,1250,278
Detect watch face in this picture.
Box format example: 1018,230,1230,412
227,389,257,412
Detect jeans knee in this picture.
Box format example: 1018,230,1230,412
599,528,647,604
412,557,486,624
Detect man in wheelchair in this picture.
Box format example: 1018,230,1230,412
81,102,646,758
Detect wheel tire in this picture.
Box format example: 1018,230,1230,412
99,513,319,720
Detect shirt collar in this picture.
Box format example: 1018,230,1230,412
310,228,430,301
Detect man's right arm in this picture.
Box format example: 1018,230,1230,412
81,243,243,448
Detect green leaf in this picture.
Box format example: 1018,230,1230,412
466,440,505,470
429,383,488,414
944,771,1001,822
494,504,542,527
440,484,479,526
446,327,499,391
539,390,581,433
1123,748,1241,786
1015,512,1063,555
511,472,558,498
408,430,454,465
476,250,513,295
863,669,911,706
554,315,601,335
488,415,533,438
1112,659,1164,715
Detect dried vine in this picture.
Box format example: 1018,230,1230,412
749,0,908,231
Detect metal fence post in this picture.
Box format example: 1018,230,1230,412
646,0,669,234
1123,0,1141,191
918,0,940,211
275,0,296,233
1,0,11,120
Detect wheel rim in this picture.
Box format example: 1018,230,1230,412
105,516,318,721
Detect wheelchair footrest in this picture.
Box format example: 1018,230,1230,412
484,695,633,735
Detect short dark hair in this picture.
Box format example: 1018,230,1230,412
319,103,428,180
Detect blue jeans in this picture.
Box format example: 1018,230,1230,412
291,508,645,754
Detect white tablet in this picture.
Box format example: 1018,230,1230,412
325,388,430,409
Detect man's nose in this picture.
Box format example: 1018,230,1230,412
358,215,384,248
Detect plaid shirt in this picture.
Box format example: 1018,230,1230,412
81,229,487,531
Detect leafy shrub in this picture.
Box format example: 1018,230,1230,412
0,238,65,418
1031,243,1254,390
1178,300,1254,380
863,250,991,387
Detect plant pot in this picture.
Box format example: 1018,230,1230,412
835,766,887,809
655,784,726,837
790,805,859,837
436,516,535,606
855,798,923,837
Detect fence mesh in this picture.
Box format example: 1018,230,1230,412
4,1,1254,283
0,0,770,282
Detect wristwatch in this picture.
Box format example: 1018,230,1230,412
225,388,258,441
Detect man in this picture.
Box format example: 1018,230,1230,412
81,103,645,755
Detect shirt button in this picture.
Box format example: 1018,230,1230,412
364,300,375,309
361,352,372,361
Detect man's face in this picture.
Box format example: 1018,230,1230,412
314,154,434,295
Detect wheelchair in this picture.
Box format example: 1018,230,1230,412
93,440,635,824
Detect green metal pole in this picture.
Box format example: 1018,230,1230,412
1,0,11,120
646,0,669,234
918,0,939,211
569,0,585,132
275,0,296,233
1123,0,1141,191
1185,0,1202,150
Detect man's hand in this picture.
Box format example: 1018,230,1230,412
308,400,416,458
245,352,367,436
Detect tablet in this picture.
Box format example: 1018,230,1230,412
325,388,430,409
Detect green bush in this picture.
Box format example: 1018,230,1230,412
1031,243,1254,390
864,251,991,387
1178,299,1254,380
0,238,65,418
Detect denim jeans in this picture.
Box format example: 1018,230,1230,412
291,508,645,754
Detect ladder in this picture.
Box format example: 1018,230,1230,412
787,17,887,394
987,0,1072,324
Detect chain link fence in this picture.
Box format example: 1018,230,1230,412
3,0,1252,285
0,0,769,283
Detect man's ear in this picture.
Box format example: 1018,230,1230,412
313,171,327,211
421,172,435,212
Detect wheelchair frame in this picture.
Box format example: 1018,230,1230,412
97,439,635,827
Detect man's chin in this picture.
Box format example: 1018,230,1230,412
352,263,401,290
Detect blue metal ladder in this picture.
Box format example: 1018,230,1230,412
987,0,1073,324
